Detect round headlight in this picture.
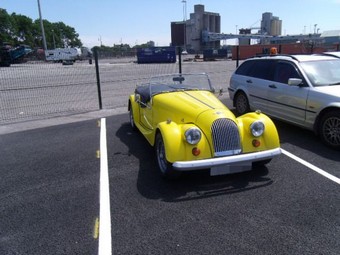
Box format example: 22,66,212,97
185,128,202,145
250,121,265,137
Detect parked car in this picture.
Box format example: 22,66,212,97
128,73,281,179
229,53,340,149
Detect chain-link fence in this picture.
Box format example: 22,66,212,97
0,48,237,125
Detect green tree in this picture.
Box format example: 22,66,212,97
0,8,13,44
10,13,34,45
1,8,82,49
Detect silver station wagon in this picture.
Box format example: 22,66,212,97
229,53,340,150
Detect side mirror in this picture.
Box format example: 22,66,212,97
135,94,141,103
173,76,185,83
288,78,303,86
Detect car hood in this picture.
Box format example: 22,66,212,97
154,91,236,125
313,85,340,97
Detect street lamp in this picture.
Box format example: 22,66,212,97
37,0,47,50
52,29,56,49
181,0,187,50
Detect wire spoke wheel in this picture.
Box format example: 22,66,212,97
155,133,181,179
156,136,167,174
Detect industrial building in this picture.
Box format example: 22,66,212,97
260,12,282,36
171,4,220,53
171,4,340,55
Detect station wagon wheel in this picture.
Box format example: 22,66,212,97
155,133,181,179
234,91,250,115
319,111,340,150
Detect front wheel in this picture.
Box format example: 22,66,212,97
318,111,340,150
155,133,181,179
234,91,250,115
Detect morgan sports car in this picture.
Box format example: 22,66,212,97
128,73,281,179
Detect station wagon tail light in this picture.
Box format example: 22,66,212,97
185,128,202,145
250,121,265,137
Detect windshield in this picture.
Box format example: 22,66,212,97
149,73,213,96
300,59,340,86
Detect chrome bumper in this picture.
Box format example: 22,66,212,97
172,148,281,171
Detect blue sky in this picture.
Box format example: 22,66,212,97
2,0,340,47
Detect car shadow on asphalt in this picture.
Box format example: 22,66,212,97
115,122,274,203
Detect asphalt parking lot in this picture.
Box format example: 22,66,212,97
1,97,339,254
1,59,339,254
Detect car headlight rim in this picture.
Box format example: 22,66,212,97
185,127,202,145
250,121,265,137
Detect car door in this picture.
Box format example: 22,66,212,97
140,101,154,131
243,59,276,111
264,61,310,125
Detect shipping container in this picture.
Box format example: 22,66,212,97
137,47,176,64
231,43,337,60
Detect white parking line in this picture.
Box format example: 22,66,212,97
98,118,112,255
281,149,340,185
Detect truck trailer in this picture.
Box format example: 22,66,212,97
137,47,176,64
45,48,81,62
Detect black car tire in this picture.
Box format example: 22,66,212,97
155,132,181,179
234,91,250,115
129,105,137,131
319,110,340,150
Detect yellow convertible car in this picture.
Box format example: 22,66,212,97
128,73,281,179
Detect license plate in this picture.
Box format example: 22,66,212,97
210,163,251,176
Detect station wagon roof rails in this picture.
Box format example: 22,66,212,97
251,53,300,61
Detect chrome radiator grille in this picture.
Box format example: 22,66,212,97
211,118,241,156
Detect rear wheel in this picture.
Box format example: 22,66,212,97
234,91,250,115
318,110,340,150
129,104,137,131
155,132,181,179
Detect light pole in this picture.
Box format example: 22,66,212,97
37,0,47,50
181,0,187,50
52,29,56,49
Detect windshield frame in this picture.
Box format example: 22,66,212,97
148,73,214,97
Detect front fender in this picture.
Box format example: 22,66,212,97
129,95,140,127
237,112,280,153
157,121,212,163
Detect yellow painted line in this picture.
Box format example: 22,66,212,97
93,217,99,239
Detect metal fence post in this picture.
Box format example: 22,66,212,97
178,46,182,74
94,48,103,110
236,45,239,68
